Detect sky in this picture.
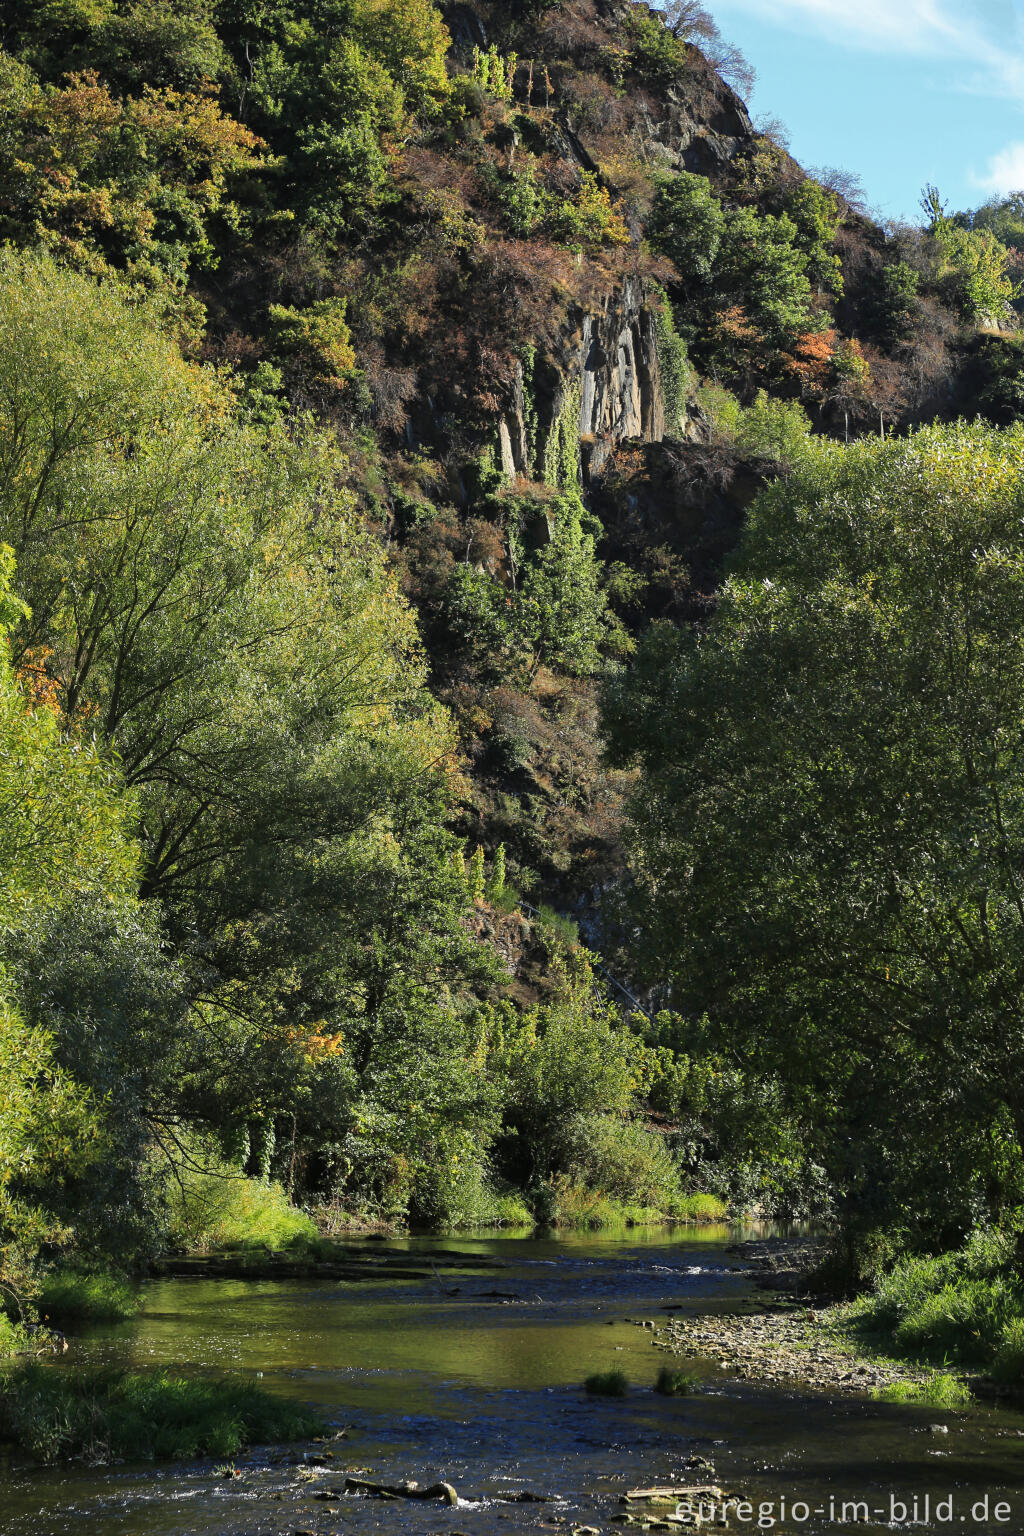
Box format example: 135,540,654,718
661,0,1024,223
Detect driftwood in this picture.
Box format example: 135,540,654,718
496,1490,556,1503
344,1476,458,1506
623,1486,723,1503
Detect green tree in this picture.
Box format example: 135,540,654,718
519,493,615,676
0,251,495,1218
605,422,1024,1254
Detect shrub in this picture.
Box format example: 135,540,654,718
0,1314,34,1360
655,1366,698,1396
0,1366,323,1464
584,1369,628,1397
559,1113,682,1211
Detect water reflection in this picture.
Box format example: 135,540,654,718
1,1225,1022,1536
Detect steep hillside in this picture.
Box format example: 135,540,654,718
4,0,1013,922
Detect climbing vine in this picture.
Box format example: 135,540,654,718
543,379,583,489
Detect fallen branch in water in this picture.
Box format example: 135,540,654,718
343,1476,458,1505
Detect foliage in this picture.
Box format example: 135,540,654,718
733,390,813,467
36,1270,138,1323
606,422,1024,1249
489,959,652,1186
557,1113,682,1212
267,298,357,394
923,186,1018,321
0,51,262,305
546,171,629,254
782,178,843,295
0,1365,323,1463
647,172,817,374
162,1152,317,1253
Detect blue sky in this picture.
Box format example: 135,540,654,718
665,0,1024,223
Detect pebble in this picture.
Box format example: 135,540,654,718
657,1308,940,1397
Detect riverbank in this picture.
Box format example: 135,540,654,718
654,1305,968,1404
651,1231,1024,1411
3,1227,1024,1536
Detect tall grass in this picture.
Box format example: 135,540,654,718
584,1369,629,1397
844,1228,1024,1382
165,1162,316,1253
0,1365,323,1463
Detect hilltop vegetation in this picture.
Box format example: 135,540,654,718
2,0,1024,1353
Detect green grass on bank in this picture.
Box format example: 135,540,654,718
874,1374,972,1409
166,1164,318,1253
839,1229,1024,1386
0,1365,323,1464
549,1180,726,1230
37,1271,138,1323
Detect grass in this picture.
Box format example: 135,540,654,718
873,1374,972,1409
835,1222,1024,1394
0,1364,324,1464
671,1193,728,1223
584,1369,629,1397
549,1181,727,1231
37,1271,138,1324
165,1163,317,1253
838,1227,1024,1389
655,1365,698,1396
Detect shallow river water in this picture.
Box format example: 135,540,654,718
2,1226,1024,1536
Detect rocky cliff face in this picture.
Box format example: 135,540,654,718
499,277,668,486
437,0,760,491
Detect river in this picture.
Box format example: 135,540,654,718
2,1226,1023,1535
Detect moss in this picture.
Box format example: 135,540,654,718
0,1364,323,1464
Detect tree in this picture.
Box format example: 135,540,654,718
605,423,1024,1255
0,251,496,1218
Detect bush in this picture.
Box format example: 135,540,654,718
0,1365,323,1464
559,1113,682,1211
655,1366,698,1396
584,1369,628,1397
0,1314,34,1360
36,1271,138,1324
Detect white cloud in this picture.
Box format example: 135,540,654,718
975,141,1024,193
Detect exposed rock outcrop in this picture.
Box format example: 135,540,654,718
499,278,670,486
